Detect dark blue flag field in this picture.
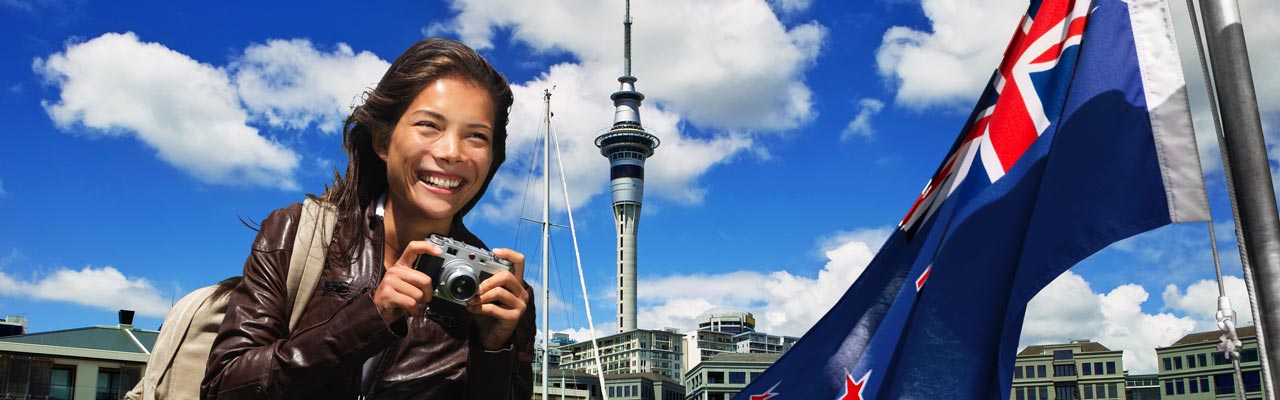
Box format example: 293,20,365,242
736,0,1210,398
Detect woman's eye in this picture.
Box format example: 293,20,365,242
415,121,439,130
469,132,492,143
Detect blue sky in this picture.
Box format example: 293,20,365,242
2,0,1278,374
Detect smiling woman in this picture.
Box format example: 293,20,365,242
201,38,536,400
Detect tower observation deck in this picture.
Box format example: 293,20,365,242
596,0,658,333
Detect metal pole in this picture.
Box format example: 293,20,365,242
541,89,552,400
1199,0,1280,397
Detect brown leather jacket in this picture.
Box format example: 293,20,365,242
202,202,535,399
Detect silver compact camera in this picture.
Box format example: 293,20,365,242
414,234,514,305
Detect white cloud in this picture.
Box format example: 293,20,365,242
0,266,171,317
625,227,890,336
1162,275,1255,332
1024,271,1199,374
876,0,1280,173
874,0,1025,110
436,0,823,218
232,39,389,134
550,325,616,345
441,0,821,129
768,0,813,14
1,0,60,14
477,64,754,221
34,32,300,189
841,98,886,141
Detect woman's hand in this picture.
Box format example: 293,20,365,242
373,241,438,325
468,248,529,350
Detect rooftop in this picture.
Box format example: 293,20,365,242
1018,340,1112,357
706,352,783,363
606,372,682,384
0,325,157,354
1169,326,1256,347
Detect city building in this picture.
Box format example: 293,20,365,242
0,310,154,400
558,328,684,381
732,331,796,355
596,0,660,334
535,332,578,372
683,330,736,375
1155,326,1262,399
1012,339,1126,400
605,372,684,400
533,369,603,400
682,312,797,376
1125,373,1161,400
0,315,28,337
684,353,780,400
696,312,755,335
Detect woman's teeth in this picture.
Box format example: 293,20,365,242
423,175,461,189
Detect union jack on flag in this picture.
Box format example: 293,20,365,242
738,0,1208,398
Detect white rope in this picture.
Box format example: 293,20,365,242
1185,0,1263,397
551,111,610,400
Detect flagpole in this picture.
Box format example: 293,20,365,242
1198,0,1280,397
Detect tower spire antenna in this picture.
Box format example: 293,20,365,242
596,0,658,334
624,0,632,77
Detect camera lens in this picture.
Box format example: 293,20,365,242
448,275,478,300
440,262,479,301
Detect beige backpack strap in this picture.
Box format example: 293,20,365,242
284,198,338,332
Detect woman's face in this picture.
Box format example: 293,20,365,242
378,76,495,225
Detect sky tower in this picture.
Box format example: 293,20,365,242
596,0,659,334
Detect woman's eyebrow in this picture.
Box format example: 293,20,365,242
409,108,491,130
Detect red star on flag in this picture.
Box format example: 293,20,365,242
839,371,870,400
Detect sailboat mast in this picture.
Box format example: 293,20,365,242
541,89,552,399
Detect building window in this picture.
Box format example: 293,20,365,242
1015,388,1025,400
1244,370,1262,392
1108,383,1118,399
1165,380,1174,395
1093,362,1103,375
1053,350,1073,360
1053,364,1076,377
1028,386,1038,400
1163,357,1172,371
729,372,745,384
1200,376,1210,393
1106,361,1115,375
1014,367,1023,379
1215,351,1231,365
1055,384,1076,399
1176,378,1185,394
50,366,74,400
1242,348,1260,363
1082,363,1092,376
1083,384,1094,399
708,371,723,384
97,368,124,400
1039,386,1048,400
1173,356,1183,369
1215,373,1236,394
1198,353,1207,368
1190,377,1200,393
1025,365,1035,378
1187,354,1197,368
1037,365,1046,378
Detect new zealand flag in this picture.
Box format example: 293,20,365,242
736,0,1208,398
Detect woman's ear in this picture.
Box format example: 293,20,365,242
374,133,390,162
